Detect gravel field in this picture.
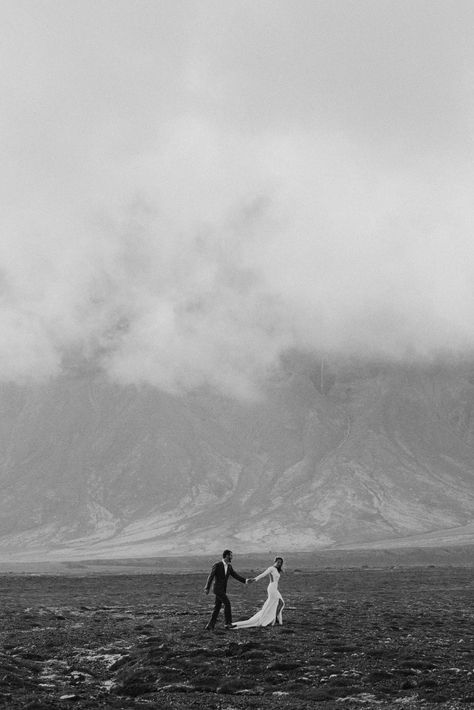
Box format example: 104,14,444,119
0,567,473,709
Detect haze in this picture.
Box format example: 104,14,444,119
2,0,474,397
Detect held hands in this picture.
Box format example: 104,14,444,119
245,578,255,584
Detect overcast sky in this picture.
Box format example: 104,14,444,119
2,0,474,396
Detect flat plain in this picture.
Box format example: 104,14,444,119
0,566,473,709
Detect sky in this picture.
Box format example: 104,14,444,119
2,0,474,397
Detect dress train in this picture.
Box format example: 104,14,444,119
232,565,284,628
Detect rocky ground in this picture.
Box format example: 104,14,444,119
0,566,473,709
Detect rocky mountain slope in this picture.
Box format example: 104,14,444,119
1,356,474,560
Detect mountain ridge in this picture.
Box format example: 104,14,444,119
1,356,474,560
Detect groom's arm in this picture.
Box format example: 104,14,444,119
204,563,218,594
228,565,246,584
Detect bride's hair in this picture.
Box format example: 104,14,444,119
274,556,284,569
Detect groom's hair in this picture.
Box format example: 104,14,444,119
222,549,232,558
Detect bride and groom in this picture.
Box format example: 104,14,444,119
204,549,284,630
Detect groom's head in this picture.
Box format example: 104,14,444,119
222,549,232,562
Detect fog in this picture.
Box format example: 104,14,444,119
2,0,474,396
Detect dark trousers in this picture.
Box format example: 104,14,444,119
207,592,232,628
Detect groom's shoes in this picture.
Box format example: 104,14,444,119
204,623,233,631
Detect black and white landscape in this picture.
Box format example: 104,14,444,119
2,2,474,709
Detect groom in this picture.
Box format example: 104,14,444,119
204,549,249,630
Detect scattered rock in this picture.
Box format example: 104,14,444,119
266,660,300,670
217,678,255,694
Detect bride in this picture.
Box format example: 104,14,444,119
232,557,285,628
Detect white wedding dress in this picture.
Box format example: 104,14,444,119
232,565,284,628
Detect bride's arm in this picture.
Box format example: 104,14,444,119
252,566,273,583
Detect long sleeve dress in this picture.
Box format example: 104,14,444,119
232,565,285,628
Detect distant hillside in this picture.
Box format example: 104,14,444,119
1,355,474,560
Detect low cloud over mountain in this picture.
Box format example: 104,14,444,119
3,3,474,559
3,2,474,398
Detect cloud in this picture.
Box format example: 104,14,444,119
2,1,474,396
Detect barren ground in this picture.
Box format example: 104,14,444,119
0,566,473,709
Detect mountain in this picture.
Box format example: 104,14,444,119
1,355,474,560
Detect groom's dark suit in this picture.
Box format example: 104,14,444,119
205,560,246,628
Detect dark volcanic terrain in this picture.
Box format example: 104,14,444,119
0,566,473,709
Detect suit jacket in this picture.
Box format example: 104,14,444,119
205,560,246,594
